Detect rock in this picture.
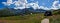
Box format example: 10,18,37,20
41,18,49,23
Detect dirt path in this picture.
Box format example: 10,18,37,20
41,18,49,23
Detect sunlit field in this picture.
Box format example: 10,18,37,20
0,13,43,23
0,11,60,23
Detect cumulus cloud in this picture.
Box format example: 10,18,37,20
51,0,60,10
30,1,40,9
2,0,60,10
50,7,59,10
39,6,51,10
39,0,60,10
52,1,59,7
40,0,60,10
2,0,13,6
2,0,28,9
14,0,27,9
58,4,60,8
2,2,7,5
2,0,40,10
26,1,49,10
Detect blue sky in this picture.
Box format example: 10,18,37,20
27,0,53,7
0,0,7,8
0,0,60,10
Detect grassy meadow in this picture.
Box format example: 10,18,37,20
0,10,60,23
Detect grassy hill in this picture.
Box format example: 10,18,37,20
0,13,44,23
0,13,60,23
0,9,60,23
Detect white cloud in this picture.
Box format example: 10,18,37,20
2,0,49,10
50,7,59,10
2,0,60,10
14,1,20,6
58,4,60,7
14,0,28,9
2,2,7,5
32,2,39,9
39,0,60,10
18,0,27,3
2,0,12,6
52,1,59,7
2,0,13,6
2,0,40,10
2,0,28,9
14,7,26,9
27,1,40,10
39,6,44,9
26,3,34,8
51,0,60,10
59,4,60,6
14,0,30,9
39,6,51,10
58,4,60,8
7,0,12,5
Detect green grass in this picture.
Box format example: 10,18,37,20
0,13,44,23
49,15,60,23
0,13,60,23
